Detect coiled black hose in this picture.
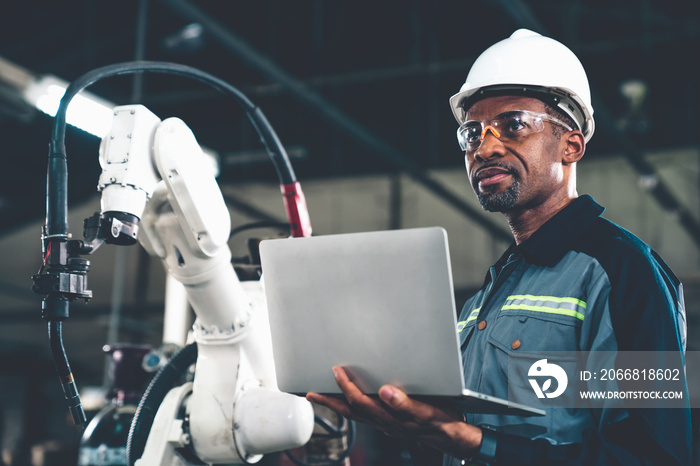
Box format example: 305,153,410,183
126,342,198,466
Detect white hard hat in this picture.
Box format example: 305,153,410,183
449,29,595,142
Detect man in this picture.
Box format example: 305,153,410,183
307,29,691,465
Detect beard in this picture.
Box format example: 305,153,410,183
476,178,521,212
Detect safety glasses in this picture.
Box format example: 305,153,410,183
457,109,573,152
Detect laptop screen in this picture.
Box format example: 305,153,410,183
259,227,466,396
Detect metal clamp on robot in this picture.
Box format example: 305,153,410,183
32,62,319,465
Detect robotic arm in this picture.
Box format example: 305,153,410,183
97,104,314,464
31,61,322,466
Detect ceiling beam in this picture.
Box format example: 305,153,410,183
142,58,475,105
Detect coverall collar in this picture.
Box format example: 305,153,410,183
492,194,606,272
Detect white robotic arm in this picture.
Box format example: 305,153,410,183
98,104,314,465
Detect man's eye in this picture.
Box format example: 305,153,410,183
463,125,481,143
504,116,527,132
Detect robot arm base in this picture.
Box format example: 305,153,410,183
233,386,315,458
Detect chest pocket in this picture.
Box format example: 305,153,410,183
488,294,585,353
482,295,587,438
485,295,584,397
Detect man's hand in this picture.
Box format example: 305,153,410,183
306,366,482,459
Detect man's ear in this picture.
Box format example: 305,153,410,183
562,131,585,165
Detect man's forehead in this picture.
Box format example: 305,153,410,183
464,95,547,120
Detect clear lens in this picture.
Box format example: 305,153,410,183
496,112,545,139
457,123,481,150
457,110,568,152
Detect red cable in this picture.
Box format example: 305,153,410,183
44,242,52,266
280,182,312,238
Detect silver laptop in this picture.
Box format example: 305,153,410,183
259,227,544,417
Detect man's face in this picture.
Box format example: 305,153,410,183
462,96,567,213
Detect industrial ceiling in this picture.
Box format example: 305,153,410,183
0,0,699,237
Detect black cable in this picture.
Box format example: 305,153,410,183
230,221,291,239
126,342,198,466
314,414,347,436
130,0,150,103
48,320,87,425
51,60,296,181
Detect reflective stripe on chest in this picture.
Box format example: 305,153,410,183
501,294,587,321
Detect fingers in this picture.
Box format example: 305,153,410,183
378,385,421,422
306,392,353,419
378,384,461,425
332,366,398,425
331,366,363,397
306,390,391,430
309,367,479,457
309,366,461,438
307,367,402,430
304,366,383,424
331,366,458,424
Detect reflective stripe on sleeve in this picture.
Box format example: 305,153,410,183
457,307,481,332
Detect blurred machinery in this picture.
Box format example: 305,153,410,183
78,344,152,465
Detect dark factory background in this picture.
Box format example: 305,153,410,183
0,1,699,465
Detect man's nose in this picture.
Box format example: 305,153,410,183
474,126,506,160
